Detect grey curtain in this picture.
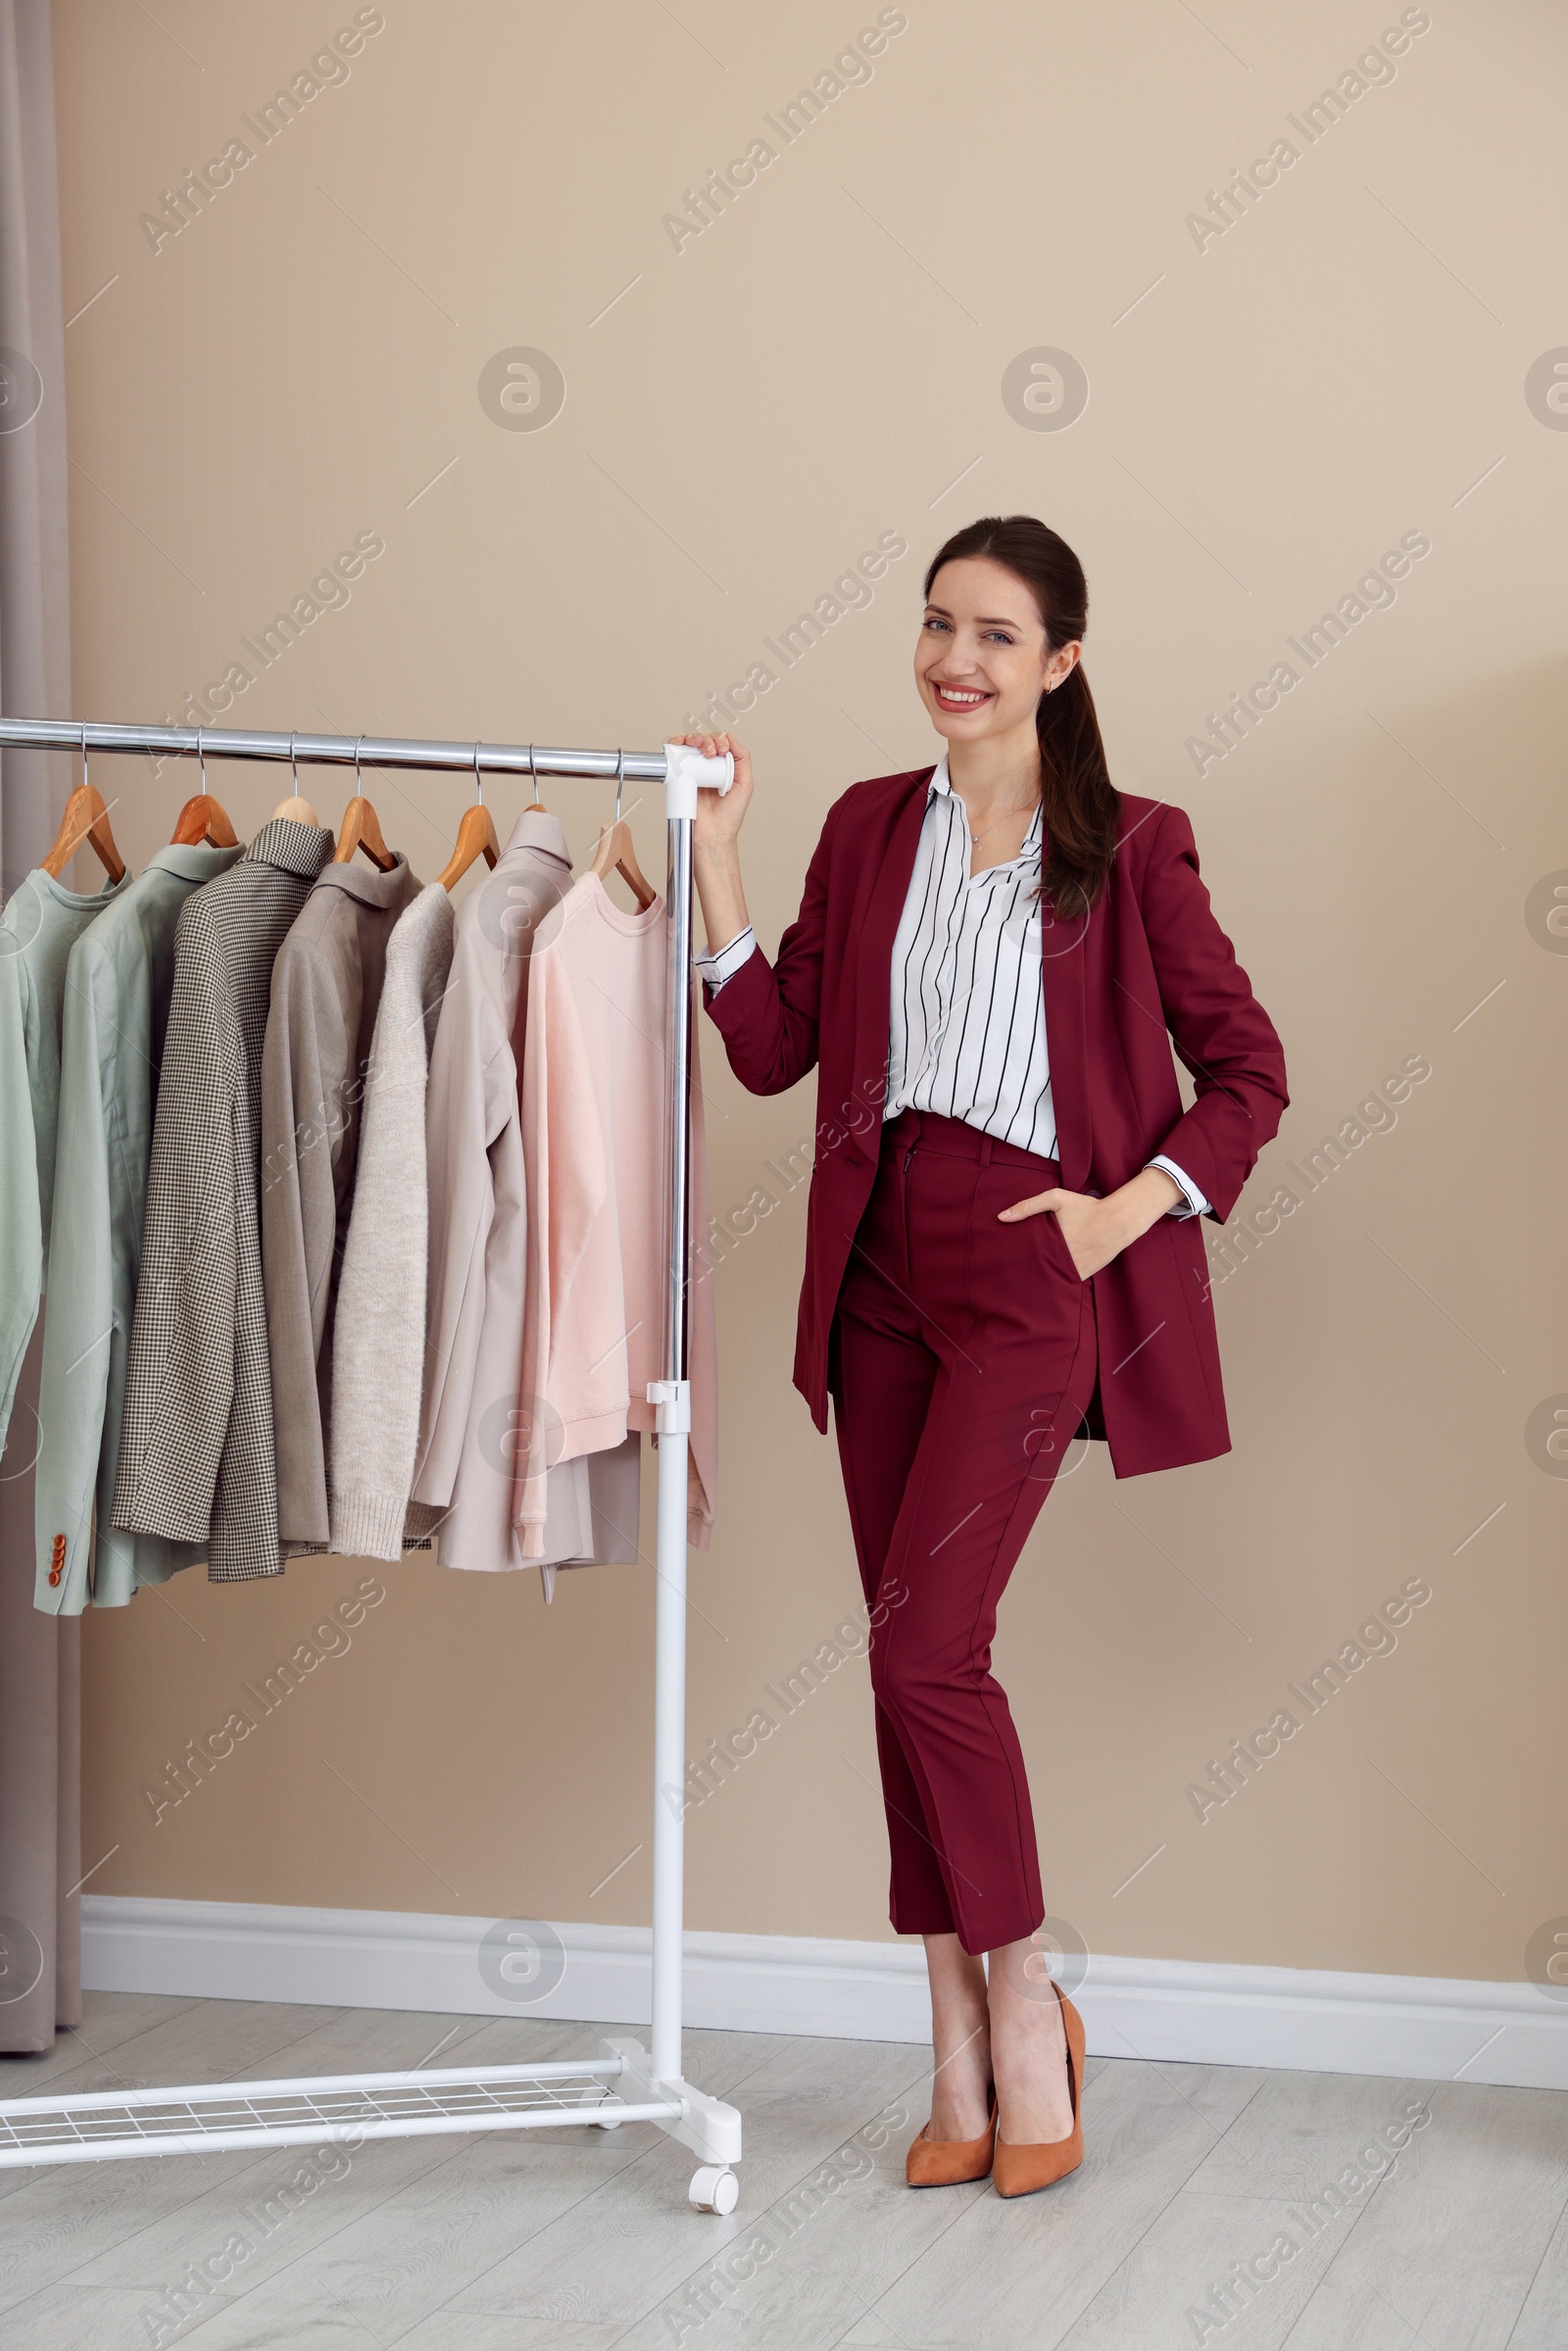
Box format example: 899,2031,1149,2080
0,0,80,2053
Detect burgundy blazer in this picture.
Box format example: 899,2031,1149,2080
705,766,1289,1477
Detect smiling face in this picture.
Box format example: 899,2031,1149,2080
913,556,1080,749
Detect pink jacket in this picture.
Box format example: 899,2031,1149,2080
514,874,716,1556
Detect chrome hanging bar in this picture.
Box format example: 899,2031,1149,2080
0,715,671,782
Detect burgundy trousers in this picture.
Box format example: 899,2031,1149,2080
829,1106,1100,1957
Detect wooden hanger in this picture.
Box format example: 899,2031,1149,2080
170,729,238,847
523,743,546,816
591,819,657,910
270,732,320,825
171,795,239,848
333,746,397,869
334,797,397,869
436,741,501,893
437,804,500,892
590,752,657,910
43,728,126,883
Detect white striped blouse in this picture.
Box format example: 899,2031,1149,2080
697,759,1208,1215
886,757,1055,1151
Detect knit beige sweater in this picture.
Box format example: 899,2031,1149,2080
329,882,455,1561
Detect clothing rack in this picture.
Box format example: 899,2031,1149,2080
0,714,743,2214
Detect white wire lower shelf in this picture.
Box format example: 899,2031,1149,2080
0,2057,653,2166
0,2038,743,2211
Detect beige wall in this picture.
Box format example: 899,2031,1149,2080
52,0,1564,1988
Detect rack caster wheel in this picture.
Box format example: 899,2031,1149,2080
689,2164,739,2215
592,2097,624,2129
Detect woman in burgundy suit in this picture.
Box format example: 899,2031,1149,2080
679,514,1288,2198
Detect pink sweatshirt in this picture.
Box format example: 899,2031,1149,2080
514,874,716,1557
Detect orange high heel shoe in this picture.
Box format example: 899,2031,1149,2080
993,1981,1085,2198
906,2082,998,2187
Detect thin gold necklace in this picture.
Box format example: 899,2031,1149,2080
963,798,1039,852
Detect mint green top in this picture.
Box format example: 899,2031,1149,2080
0,865,129,1464
32,844,244,1612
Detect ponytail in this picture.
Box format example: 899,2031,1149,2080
923,514,1120,918
1034,660,1118,919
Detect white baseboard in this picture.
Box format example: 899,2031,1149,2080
81,1896,1568,2091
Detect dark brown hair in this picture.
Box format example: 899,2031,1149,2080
922,514,1119,917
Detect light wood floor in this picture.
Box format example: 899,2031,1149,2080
0,1989,1565,2348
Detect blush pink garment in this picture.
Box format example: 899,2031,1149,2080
409,815,641,1584
514,873,716,1558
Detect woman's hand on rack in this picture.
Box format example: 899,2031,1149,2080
676,730,753,956
998,1166,1185,1280
678,731,753,852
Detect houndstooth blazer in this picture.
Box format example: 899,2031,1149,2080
112,818,333,1579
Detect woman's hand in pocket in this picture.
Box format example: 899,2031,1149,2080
999,1165,1186,1280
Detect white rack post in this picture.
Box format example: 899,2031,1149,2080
0,716,742,2212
